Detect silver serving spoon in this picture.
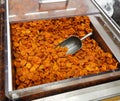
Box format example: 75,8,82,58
56,32,92,54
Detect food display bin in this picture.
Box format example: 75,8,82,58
4,0,120,100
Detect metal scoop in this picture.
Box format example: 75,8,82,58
57,32,92,54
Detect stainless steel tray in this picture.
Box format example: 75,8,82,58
5,15,120,100
4,0,120,100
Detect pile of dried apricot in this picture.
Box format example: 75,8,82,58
11,16,118,89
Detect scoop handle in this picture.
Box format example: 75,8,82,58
80,32,92,41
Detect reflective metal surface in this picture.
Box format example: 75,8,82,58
91,0,120,41
33,80,120,101
57,33,92,54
